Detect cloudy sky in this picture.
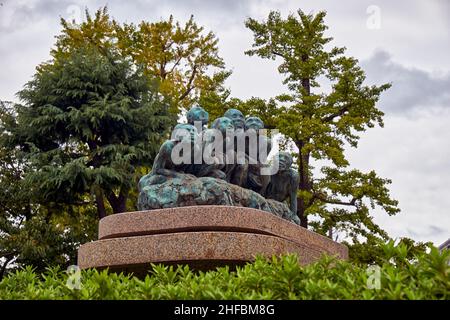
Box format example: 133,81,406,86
0,0,449,245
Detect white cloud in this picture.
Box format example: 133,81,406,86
346,110,450,245
362,50,450,114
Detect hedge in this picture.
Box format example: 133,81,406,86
0,243,448,300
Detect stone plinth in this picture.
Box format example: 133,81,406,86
78,206,348,274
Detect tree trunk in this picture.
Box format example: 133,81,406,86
296,56,312,228
106,187,128,214
87,140,109,219
301,54,311,95
296,140,311,228
94,189,107,220
297,198,308,228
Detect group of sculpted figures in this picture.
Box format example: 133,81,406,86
139,105,299,220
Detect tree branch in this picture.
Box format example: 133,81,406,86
324,197,357,206
167,52,184,75
179,65,197,101
322,104,351,122
312,192,358,207
105,187,128,214
271,50,285,58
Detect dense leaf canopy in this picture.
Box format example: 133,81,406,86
235,10,400,243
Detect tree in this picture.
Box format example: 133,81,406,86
1,8,230,274
0,101,98,279
53,7,230,113
0,115,26,278
2,46,173,220
244,10,399,242
346,235,432,265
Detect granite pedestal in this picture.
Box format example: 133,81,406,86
78,206,348,274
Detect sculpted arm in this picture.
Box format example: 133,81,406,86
151,141,182,177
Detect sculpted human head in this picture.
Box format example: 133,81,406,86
187,105,209,127
277,151,293,172
172,123,198,142
245,116,264,131
211,117,234,135
224,108,245,130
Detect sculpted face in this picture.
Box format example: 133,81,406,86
187,105,209,127
277,152,293,171
201,128,217,144
173,123,198,142
211,117,235,134
224,109,245,130
245,116,264,131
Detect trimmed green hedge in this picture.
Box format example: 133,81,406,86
0,244,449,300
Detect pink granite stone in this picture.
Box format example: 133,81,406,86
77,206,348,274
98,206,347,258
78,231,320,273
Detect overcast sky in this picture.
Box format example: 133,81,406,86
0,0,449,245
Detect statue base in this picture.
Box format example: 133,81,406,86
77,206,348,276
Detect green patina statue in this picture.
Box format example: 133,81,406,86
265,152,299,214
149,123,198,177
138,106,300,225
244,116,272,196
224,108,245,130
209,116,246,185
187,104,209,129
138,123,224,190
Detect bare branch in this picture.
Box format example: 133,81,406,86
312,191,357,207
324,197,357,206
271,50,285,58
179,65,197,101
322,104,351,122
167,53,184,75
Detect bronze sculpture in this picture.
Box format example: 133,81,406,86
138,106,300,224
265,151,299,214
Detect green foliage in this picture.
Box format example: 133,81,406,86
0,102,98,278
1,208,97,271
0,45,172,274
54,7,230,113
243,9,399,240
347,237,432,265
1,8,230,273
1,244,448,300
2,46,173,217
203,97,280,130
0,7,232,275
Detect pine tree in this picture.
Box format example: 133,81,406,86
3,46,173,219
0,101,99,278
